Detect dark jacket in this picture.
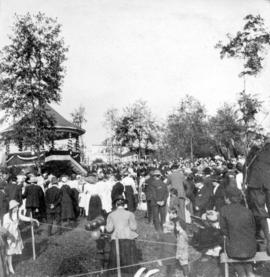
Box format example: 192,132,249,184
143,177,154,201
220,203,256,259
5,182,22,204
45,185,62,214
213,184,226,212
23,184,45,209
183,177,195,202
149,178,168,204
246,143,270,189
0,191,8,219
203,176,213,189
194,185,213,216
60,185,75,220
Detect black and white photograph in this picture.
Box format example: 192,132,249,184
1,0,270,276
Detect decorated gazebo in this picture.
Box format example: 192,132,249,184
0,104,87,176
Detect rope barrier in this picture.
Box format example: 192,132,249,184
40,222,86,232
137,238,177,246
23,221,183,276
37,222,179,246
65,255,177,277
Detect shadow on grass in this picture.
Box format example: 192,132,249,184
13,238,49,266
54,255,93,277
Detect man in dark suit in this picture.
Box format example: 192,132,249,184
23,176,45,220
45,177,62,236
0,181,8,224
143,170,155,223
220,186,256,276
194,176,213,217
149,170,168,232
5,176,22,204
202,167,213,189
212,176,226,212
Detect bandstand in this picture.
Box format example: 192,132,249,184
0,104,87,176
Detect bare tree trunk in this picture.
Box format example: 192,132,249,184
190,135,193,162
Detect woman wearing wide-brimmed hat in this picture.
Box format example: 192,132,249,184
3,200,39,274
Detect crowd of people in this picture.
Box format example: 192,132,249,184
0,154,268,276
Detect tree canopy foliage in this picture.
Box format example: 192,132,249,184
164,95,214,160
71,105,87,128
104,100,160,157
103,92,264,161
209,103,243,159
0,13,68,169
216,14,270,77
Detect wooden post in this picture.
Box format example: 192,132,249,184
30,211,36,260
223,236,229,277
115,239,121,277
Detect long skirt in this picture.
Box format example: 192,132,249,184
0,250,7,277
88,195,102,221
107,239,139,277
124,186,136,212
0,239,7,277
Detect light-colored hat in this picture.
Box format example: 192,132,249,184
9,200,19,210
203,210,219,222
152,169,161,176
29,176,38,184
61,176,68,183
85,175,97,184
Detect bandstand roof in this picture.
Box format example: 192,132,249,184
1,104,85,140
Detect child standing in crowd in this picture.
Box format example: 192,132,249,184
170,209,190,277
169,188,181,217
159,220,177,276
3,200,39,274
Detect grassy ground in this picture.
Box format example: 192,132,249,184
10,210,270,277
13,210,197,277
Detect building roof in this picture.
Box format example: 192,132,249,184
1,104,85,140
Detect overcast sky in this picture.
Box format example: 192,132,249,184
1,0,270,151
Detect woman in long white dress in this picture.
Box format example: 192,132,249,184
3,200,39,274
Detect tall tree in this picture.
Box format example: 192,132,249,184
104,100,160,160
216,14,270,82
210,103,243,159
0,13,68,171
237,91,263,155
216,14,268,156
165,95,214,160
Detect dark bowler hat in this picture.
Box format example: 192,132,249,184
112,194,126,204
203,167,211,175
